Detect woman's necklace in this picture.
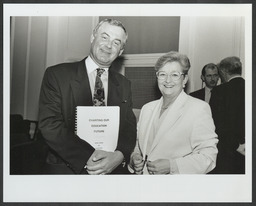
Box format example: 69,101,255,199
160,101,172,116
161,101,172,110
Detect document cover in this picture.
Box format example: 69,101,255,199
76,106,120,152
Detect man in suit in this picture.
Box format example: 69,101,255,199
209,56,245,174
38,19,137,175
190,63,219,103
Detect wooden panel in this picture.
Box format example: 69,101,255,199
100,16,180,54
26,17,48,120
125,67,161,109
10,17,29,117
46,16,98,67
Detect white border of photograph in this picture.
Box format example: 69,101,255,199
3,3,252,203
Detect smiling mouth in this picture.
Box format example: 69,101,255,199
100,48,111,54
164,85,174,88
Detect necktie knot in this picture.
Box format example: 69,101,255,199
97,68,105,77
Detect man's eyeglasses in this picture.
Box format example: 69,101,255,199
156,71,185,81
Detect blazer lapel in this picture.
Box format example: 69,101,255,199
70,58,93,106
149,91,188,155
140,99,162,158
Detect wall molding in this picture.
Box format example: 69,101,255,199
23,17,32,119
10,17,16,96
121,53,165,67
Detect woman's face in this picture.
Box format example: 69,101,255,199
157,62,188,99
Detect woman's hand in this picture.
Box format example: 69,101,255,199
130,153,145,174
147,159,170,175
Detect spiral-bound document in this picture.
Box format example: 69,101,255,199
76,106,120,152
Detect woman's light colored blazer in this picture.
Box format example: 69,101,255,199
135,91,218,174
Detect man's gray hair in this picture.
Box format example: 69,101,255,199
218,56,242,75
93,19,128,49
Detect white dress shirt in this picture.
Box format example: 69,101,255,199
228,75,242,82
204,86,212,103
85,56,109,105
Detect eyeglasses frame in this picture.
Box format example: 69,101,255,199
156,71,186,81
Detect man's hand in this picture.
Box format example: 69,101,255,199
86,150,124,175
237,143,245,156
147,159,170,175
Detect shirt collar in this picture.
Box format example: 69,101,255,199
205,86,212,93
85,56,109,74
228,75,241,82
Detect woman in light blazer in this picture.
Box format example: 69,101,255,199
129,51,218,174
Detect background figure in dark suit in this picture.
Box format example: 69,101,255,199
38,19,137,175
209,56,245,174
190,63,219,103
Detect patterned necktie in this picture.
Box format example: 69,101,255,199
93,68,105,106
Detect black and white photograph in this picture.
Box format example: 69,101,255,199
3,3,253,203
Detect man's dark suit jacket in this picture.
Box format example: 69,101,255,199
38,57,137,174
189,88,205,101
209,77,245,174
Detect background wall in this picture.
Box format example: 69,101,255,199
10,16,245,120
179,16,245,92
10,16,97,120
100,16,180,54
10,17,29,117
11,17,48,120
45,16,98,67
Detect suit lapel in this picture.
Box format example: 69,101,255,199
149,91,188,155
107,70,122,106
203,88,206,100
70,58,93,106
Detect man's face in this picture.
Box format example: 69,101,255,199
90,22,126,68
201,68,219,89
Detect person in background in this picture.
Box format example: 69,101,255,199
209,56,245,174
129,51,218,174
190,63,219,103
38,19,136,175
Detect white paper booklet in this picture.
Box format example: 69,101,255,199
76,106,120,152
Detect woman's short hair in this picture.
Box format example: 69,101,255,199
155,51,191,74
93,19,128,49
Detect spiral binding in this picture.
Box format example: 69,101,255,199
74,106,77,135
